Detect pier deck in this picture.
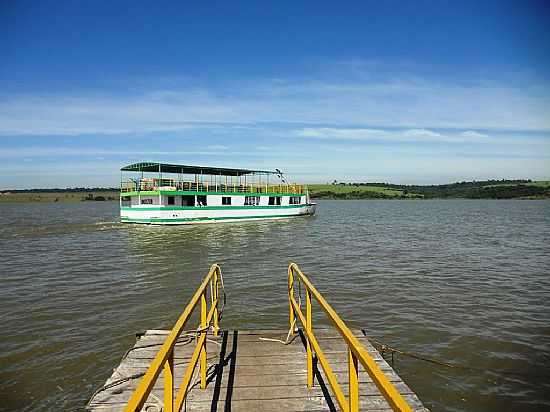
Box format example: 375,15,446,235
88,328,427,412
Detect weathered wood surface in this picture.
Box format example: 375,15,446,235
87,329,428,411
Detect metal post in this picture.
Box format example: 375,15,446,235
288,266,295,334
306,288,313,388
163,349,174,412
200,291,207,389
213,269,219,336
348,348,359,412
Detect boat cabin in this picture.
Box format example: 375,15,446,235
120,162,308,209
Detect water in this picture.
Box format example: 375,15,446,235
1,200,549,412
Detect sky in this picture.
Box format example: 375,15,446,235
1,0,549,188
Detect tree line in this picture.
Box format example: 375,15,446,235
316,179,549,199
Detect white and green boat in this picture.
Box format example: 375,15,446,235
119,162,316,224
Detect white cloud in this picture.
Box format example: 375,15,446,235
295,127,498,143
402,129,442,138
206,144,229,151
296,127,390,140
1,76,549,137
459,130,490,139
0,145,313,162
0,147,253,158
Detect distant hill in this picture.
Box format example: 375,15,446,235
1,181,549,202
0,189,119,203
308,180,550,199
0,187,119,193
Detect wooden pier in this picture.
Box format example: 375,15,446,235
88,328,427,411
87,263,428,411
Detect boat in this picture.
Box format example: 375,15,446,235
119,162,316,224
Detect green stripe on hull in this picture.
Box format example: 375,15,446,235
120,212,312,224
121,190,302,197
120,204,307,211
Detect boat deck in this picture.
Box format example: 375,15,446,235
87,328,428,412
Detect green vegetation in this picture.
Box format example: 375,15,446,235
308,180,550,200
0,188,118,203
308,183,421,199
1,180,549,202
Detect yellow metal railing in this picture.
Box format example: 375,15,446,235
288,263,413,412
120,179,304,195
124,264,223,412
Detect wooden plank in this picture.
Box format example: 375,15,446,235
87,329,428,412
88,382,417,404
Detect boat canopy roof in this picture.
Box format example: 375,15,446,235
121,162,276,176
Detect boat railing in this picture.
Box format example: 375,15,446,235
124,264,223,412
123,263,409,412
120,178,304,195
288,262,413,412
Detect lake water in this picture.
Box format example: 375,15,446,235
1,200,549,411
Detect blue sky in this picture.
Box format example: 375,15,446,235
1,0,549,188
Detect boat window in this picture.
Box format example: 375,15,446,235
196,195,207,206
268,196,281,205
167,196,175,205
289,196,301,205
244,196,260,206
222,196,232,205
182,195,194,206
141,198,153,205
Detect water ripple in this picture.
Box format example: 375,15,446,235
1,200,549,411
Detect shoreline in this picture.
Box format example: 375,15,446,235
308,181,550,200
1,180,549,202
0,191,118,203
1,194,549,203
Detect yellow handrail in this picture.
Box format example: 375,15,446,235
288,263,413,412
124,264,222,412
120,179,304,195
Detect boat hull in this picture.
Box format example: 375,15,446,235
120,203,316,225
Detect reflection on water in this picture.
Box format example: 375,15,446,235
1,200,549,412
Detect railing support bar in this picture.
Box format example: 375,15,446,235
348,348,359,412
213,270,219,337
287,262,413,412
200,290,207,389
306,288,313,388
163,349,174,412
174,332,207,411
124,264,222,412
288,265,295,334
290,294,348,410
